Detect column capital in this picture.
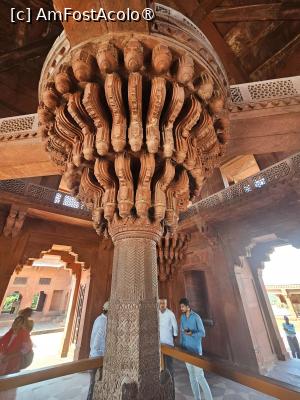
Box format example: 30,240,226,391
109,215,162,243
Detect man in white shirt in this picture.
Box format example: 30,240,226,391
87,301,109,400
159,298,178,382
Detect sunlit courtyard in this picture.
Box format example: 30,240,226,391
263,245,300,358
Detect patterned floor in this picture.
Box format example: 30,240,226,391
174,360,274,400
267,358,300,387
1,360,281,400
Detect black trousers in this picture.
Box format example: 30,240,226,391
87,368,103,400
163,355,174,380
163,355,175,398
287,335,300,358
86,369,96,400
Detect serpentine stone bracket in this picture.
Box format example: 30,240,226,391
38,5,230,238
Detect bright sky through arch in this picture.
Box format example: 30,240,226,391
262,245,300,285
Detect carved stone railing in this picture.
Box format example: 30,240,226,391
265,284,300,290
0,114,38,142
181,152,300,220
229,76,300,112
0,179,90,217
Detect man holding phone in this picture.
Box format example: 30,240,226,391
179,298,213,400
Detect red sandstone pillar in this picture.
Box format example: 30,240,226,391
61,267,81,357
93,220,173,399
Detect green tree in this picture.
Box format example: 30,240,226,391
31,293,39,310
2,293,20,312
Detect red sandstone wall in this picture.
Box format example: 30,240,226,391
164,230,261,372
1,266,73,321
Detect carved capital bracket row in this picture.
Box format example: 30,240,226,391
36,11,230,239
157,232,191,282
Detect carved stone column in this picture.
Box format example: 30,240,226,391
38,4,230,399
94,218,171,399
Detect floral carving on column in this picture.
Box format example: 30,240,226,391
38,5,229,399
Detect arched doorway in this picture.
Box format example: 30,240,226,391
0,244,90,370
235,235,300,376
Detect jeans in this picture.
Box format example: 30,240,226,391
185,363,213,400
287,336,300,358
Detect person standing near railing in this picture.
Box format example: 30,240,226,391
179,298,213,400
86,301,109,400
283,315,300,359
159,298,178,382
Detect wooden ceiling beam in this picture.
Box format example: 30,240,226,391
0,99,24,115
192,0,225,25
200,17,249,83
239,19,300,77
210,3,300,22
0,37,55,73
250,33,300,81
163,0,224,24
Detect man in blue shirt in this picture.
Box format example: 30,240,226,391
179,298,212,400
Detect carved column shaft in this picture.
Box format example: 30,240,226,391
94,224,164,399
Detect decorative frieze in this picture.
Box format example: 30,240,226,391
229,76,300,112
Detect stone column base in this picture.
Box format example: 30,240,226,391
94,369,174,400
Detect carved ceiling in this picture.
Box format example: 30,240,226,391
0,0,61,117
0,0,299,118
